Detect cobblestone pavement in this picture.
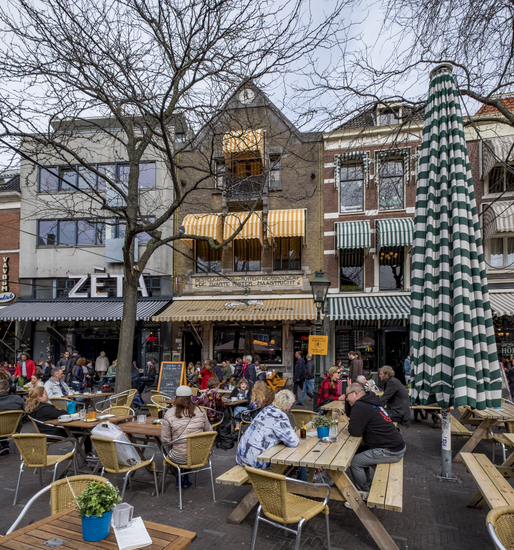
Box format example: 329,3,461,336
0,395,503,550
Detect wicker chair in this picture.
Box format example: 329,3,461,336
91,435,159,499
487,506,514,550
198,405,223,429
245,466,331,550
290,410,315,429
104,405,134,416
49,398,69,411
150,394,169,407
146,404,161,418
0,410,23,450
162,431,217,509
12,433,77,505
7,474,108,534
237,408,262,442
94,389,137,411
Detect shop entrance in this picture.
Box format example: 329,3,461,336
183,331,202,366
383,329,409,383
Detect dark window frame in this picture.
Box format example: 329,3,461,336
339,162,365,213
379,246,405,290
233,240,262,272
195,240,222,274
379,158,404,211
273,236,302,271
339,249,364,292
37,219,106,247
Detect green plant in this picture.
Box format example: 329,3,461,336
75,481,121,518
311,415,335,428
18,376,25,387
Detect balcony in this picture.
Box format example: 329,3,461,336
223,174,267,201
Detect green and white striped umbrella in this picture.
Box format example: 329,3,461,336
410,64,502,410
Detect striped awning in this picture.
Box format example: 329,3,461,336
376,218,414,249
489,293,514,317
223,212,263,245
182,213,223,249
267,209,306,244
328,295,410,321
222,129,265,160
482,202,514,240
153,298,317,322
0,300,169,322
335,221,370,249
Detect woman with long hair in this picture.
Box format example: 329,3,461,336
161,385,213,488
25,387,67,437
317,366,345,405
248,380,274,410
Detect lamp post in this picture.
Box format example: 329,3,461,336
309,270,331,407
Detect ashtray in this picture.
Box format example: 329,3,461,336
320,437,337,442
152,419,163,424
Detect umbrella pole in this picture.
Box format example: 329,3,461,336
438,408,458,481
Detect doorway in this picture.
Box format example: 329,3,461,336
383,329,409,384
183,331,202,366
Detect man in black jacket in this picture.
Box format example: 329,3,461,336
344,382,406,497
299,353,314,405
0,379,24,455
379,366,411,426
293,351,305,404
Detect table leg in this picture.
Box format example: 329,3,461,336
64,428,88,465
454,419,495,463
330,470,399,550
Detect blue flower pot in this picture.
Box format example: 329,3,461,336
81,510,113,542
317,426,330,439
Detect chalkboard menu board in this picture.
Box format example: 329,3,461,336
157,362,185,398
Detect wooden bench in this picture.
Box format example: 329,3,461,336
367,459,403,512
461,452,514,509
216,465,249,486
451,415,472,437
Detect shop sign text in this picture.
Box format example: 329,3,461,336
68,273,149,298
193,274,303,289
1,257,15,301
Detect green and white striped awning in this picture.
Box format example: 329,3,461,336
335,221,370,249
376,218,414,249
328,295,411,321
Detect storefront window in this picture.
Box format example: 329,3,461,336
273,237,301,271
340,249,364,291
213,325,282,365
196,241,222,273
379,247,404,290
234,240,261,272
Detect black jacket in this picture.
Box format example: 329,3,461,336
305,360,315,380
345,391,405,452
256,371,267,382
380,376,411,426
233,362,244,379
31,402,68,437
0,391,24,412
348,358,361,382
242,363,256,385
294,356,306,381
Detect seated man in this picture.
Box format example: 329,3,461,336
44,367,74,399
379,366,411,426
236,389,298,469
344,382,406,501
0,379,24,455
356,375,380,394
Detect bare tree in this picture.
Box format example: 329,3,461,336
0,0,348,391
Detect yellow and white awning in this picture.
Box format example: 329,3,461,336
222,129,265,160
182,213,223,249
267,209,306,244
223,212,263,245
153,298,318,322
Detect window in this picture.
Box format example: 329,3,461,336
213,325,282,365
273,237,301,271
269,155,281,190
34,279,54,299
340,163,364,213
196,241,222,273
56,278,79,299
489,237,514,268
379,246,404,290
379,109,399,126
340,249,364,291
214,160,225,189
234,240,261,272
488,165,514,194
138,163,156,189
224,155,265,199
37,220,105,246
144,276,161,297
379,159,404,211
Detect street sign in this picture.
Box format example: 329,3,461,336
308,335,328,355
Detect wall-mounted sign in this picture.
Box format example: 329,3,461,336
193,274,303,290
308,335,329,355
68,273,149,298
1,257,15,302
0,291,15,303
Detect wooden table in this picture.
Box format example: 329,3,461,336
254,421,400,550
320,399,347,418
120,417,163,450
0,507,196,550
456,403,514,461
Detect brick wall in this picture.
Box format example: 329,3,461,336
0,206,20,302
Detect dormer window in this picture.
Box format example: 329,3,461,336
379,109,400,126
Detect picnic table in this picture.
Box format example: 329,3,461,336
120,416,164,452
0,507,196,550
266,371,287,392
222,420,401,550
456,403,514,461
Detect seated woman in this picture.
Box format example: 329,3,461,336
247,380,275,411
317,366,345,406
236,389,299,469
104,359,117,384
72,358,89,393
199,361,213,390
231,378,250,431
197,376,226,423
256,363,267,382
26,372,44,390
161,385,213,488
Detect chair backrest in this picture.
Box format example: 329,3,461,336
151,394,167,405
0,410,23,437
245,466,288,521
146,404,160,418
124,389,137,407
107,405,132,416
12,434,48,467
185,431,217,469
50,475,109,514
290,409,314,428
91,436,123,473
50,398,67,411
486,506,514,550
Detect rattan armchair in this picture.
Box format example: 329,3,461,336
12,433,77,505
487,506,514,550
290,410,315,429
150,393,169,407
49,397,83,412
7,474,109,534
162,431,217,509
91,435,159,499
103,405,134,416
245,466,331,550
0,410,23,450
146,404,162,418
94,389,137,411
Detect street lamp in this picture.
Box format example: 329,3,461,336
310,270,331,406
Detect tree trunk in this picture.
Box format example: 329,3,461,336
116,269,138,393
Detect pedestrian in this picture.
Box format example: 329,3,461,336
95,351,109,379
72,358,88,393
64,350,79,385
200,360,214,390
347,351,361,385
233,357,244,379
293,351,305,404
42,359,54,383
14,352,36,381
241,355,256,386
403,355,411,386
211,359,224,383
299,353,314,405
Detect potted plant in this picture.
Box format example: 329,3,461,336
311,414,335,439
76,481,121,542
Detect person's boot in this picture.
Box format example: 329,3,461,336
182,474,191,489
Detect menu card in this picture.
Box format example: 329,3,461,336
113,517,152,550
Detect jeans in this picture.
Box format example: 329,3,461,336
293,379,304,402
349,446,406,492
300,378,314,405
233,405,246,420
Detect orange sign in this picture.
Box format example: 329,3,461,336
308,335,328,355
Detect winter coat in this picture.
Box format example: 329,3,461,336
14,360,36,379
95,355,110,374
0,391,24,412
30,402,68,437
294,356,306,381
348,358,361,383
304,360,315,380
380,376,411,426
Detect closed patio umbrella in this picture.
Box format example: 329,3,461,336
410,64,502,476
